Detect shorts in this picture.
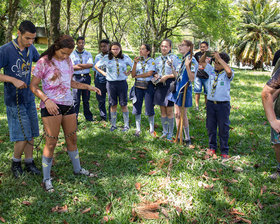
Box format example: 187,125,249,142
107,80,128,106
6,102,39,142
41,104,75,117
154,78,174,107
194,77,208,94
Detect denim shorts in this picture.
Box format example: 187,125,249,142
6,102,39,142
194,77,209,94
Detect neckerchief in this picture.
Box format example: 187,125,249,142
140,57,151,73
177,52,190,79
76,49,85,64
12,39,30,72
114,57,120,76
161,55,169,76
211,69,224,97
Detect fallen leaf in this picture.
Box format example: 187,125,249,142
226,178,238,183
212,178,220,181
175,206,182,213
22,201,31,206
63,221,68,224
270,192,280,196
260,186,267,195
135,182,141,191
230,208,245,216
51,205,68,213
229,198,236,205
106,202,112,214
189,145,195,149
107,154,110,158
212,154,218,159
234,216,251,224
81,208,91,214
253,164,260,168
204,171,208,176
0,217,5,223
21,181,27,186
249,182,253,187
148,170,158,175
131,157,137,160
161,208,169,218
139,154,146,158
103,216,109,222
257,200,263,210
204,183,214,189
233,166,243,172
135,202,161,220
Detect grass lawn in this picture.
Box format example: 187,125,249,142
0,57,280,223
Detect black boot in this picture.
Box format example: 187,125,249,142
11,160,23,178
24,160,41,175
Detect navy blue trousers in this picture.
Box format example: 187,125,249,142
72,74,93,121
206,100,230,155
132,82,155,116
94,80,110,121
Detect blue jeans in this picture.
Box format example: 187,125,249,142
6,102,39,142
194,77,209,94
206,100,230,155
94,80,110,121
72,74,93,121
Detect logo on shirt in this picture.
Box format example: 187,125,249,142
11,59,29,78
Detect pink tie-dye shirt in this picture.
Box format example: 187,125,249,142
33,56,74,108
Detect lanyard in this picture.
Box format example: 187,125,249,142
12,39,30,72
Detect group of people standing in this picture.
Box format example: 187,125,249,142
0,20,236,192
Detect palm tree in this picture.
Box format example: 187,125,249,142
235,0,280,69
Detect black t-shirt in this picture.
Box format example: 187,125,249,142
194,51,212,79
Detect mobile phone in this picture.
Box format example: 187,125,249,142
205,51,213,57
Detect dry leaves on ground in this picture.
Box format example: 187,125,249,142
106,202,112,214
0,217,5,223
81,208,91,214
22,201,31,206
132,201,168,221
51,205,68,213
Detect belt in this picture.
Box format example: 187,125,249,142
208,100,229,104
74,73,89,77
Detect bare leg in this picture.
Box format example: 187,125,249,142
195,93,200,108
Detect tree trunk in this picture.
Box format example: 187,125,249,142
50,0,61,44
5,0,20,43
42,0,50,46
65,0,71,35
98,0,107,42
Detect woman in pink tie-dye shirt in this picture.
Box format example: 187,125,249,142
30,35,101,192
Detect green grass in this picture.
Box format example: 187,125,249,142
0,66,280,223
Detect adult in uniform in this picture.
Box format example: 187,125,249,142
0,20,41,178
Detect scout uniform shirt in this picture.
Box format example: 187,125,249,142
70,49,93,75
204,64,234,102
135,57,156,81
96,54,133,81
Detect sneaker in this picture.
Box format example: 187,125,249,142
43,179,54,192
270,170,280,180
135,131,141,137
207,149,216,155
25,160,41,175
11,160,23,178
160,133,167,139
184,139,192,146
195,106,199,111
122,126,130,132
221,154,230,159
74,168,94,177
110,126,117,132
166,134,173,141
